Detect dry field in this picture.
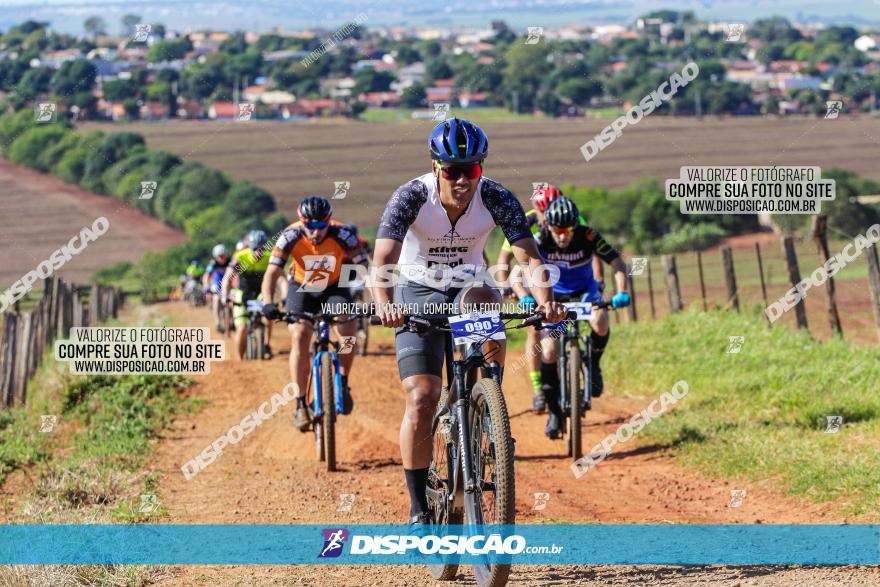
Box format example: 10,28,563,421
0,160,184,291
84,115,880,225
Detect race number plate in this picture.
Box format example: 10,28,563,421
564,302,593,321
448,311,505,345
246,300,263,312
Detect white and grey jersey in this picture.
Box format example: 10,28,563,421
377,172,532,290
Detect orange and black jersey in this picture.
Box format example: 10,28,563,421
270,222,361,286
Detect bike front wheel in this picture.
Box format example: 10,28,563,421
567,339,583,460
428,385,463,581
321,353,336,471
467,378,514,587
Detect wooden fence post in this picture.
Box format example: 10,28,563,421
865,243,880,344
696,250,708,311
646,259,656,319
663,255,683,313
811,215,843,337
90,284,100,324
1,313,18,408
721,246,740,312
782,236,809,331
14,313,32,406
627,271,638,322
755,243,769,306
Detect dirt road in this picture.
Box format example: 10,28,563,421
149,303,877,586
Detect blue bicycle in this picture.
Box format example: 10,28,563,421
282,310,355,472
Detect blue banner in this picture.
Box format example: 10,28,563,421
0,524,878,565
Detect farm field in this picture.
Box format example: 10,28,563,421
0,160,185,291
83,115,880,227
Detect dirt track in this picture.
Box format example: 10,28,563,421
145,303,880,586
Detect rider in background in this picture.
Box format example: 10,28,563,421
495,184,603,413
260,196,367,431
511,196,629,438
184,260,204,300
222,230,273,360
204,244,231,332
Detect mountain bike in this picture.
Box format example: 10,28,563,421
373,309,560,587
280,309,363,472
244,300,268,360
556,299,612,461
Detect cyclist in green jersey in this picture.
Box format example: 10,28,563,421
222,231,274,360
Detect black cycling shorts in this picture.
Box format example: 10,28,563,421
286,280,352,316
394,282,470,380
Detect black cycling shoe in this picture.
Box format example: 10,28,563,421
341,385,354,415
294,403,313,432
591,363,604,397
263,345,273,360
531,389,546,413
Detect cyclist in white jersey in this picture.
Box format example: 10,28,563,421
370,117,567,528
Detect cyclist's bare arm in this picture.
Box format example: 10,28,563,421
261,263,283,303
593,254,605,283
220,266,234,301
370,238,405,327
609,256,628,294
509,237,566,322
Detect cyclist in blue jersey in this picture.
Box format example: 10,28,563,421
511,196,630,438
204,244,231,332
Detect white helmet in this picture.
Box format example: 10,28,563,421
212,244,228,258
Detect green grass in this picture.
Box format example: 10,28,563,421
2,374,199,522
603,308,880,515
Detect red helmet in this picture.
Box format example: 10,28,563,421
530,183,563,212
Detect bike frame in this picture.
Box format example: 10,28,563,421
438,333,502,512
310,318,343,418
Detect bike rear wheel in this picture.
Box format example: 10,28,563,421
467,378,514,587
321,353,336,471
428,385,463,581
567,340,583,460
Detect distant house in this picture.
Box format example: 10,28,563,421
208,102,238,119
282,98,345,118
426,87,452,104
140,101,170,120
176,99,203,119
243,84,269,103
458,92,488,108
855,34,879,52
260,90,296,105
359,92,400,108
38,48,82,68
397,62,426,87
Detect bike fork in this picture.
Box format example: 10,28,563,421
311,352,323,417
453,363,477,494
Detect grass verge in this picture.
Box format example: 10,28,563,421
603,308,880,516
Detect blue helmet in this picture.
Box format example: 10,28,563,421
428,117,488,164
